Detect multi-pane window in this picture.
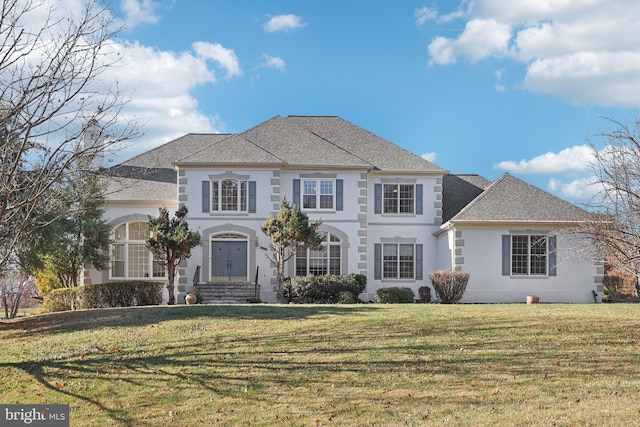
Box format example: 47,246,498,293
111,222,165,279
302,179,334,210
295,232,341,276
511,235,547,276
211,179,247,212
383,184,414,214
383,243,415,279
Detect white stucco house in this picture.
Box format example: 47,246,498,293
88,115,603,303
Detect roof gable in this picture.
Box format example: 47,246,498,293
450,173,588,223
240,116,371,168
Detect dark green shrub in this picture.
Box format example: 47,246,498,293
418,286,431,303
43,281,164,312
374,287,415,303
429,270,470,304
290,274,366,304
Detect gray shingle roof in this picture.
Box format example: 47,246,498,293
104,175,175,201
442,174,492,222
121,133,231,169
176,134,285,165
239,116,371,168
103,134,230,201
288,116,446,172
449,173,589,223
103,115,448,201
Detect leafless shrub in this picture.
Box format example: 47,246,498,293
429,270,470,304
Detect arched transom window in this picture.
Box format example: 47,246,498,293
295,232,341,276
111,222,165,279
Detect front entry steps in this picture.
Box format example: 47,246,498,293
195,282,260,304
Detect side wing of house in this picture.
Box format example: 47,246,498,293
437,173,603,303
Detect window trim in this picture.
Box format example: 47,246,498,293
301,178,336,211
510,234,548,277
210,178,249,213
110,221,165,280
381,242,416,280
382,183,415,215
295,232,342,276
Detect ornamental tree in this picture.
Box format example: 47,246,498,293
260,197,323,301
146,206,201,305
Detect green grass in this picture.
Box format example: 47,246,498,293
1,304,640,426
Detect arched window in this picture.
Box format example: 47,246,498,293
111,222,165,279
295,232,341,276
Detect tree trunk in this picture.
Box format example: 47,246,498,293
10,293,22,319
167,263,176,305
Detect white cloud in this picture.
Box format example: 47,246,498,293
455,19,512,62
494,145,593,175
426,0,640,107
98,40,226,160
428,37,456,65
547,177,600,202
415,6,437,26
264,14,306,33
494,68,507,92
261,54,286,70
120,0,160,29
192,42,242,78
422,152,437,162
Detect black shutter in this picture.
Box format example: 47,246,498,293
293,179,300,207
502,235,510,276
248,181,256,213
336,179,343,211
374,184,382,214
374,243,382,280
202,181,210,213
549,235,557,276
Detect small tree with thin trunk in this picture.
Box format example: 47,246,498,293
146,206,201,305
260,197,323,301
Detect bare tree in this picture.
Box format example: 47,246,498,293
0,0,137,271
586,117,640,295
1,274,37,319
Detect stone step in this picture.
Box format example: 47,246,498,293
195,282,260,304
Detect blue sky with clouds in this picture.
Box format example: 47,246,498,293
101,0,639,203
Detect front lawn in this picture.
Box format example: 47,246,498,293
1,304,639,426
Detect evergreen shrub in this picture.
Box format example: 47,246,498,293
374,287,415,303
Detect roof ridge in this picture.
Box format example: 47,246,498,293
239,115,291,164
283,116,375,168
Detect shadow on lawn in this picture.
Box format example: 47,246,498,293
0,304,382,337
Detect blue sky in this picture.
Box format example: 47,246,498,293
100,0,639,203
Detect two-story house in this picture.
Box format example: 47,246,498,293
89,115,603,303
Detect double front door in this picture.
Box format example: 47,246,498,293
211,240,248,282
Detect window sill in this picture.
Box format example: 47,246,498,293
302,209,336,214
381,213,417,217
509,275,549,279
208,212,250,216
